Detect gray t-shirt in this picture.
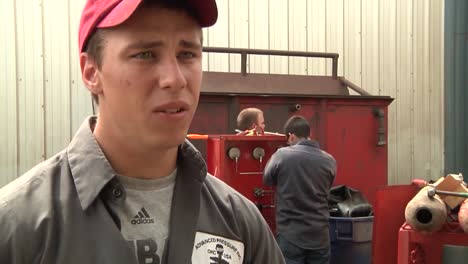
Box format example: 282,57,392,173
111,169,176,264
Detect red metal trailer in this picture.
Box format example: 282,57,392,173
188,48,394,264
190,47,393,207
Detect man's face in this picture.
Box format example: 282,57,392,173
256,112,265,131
87,6,202,150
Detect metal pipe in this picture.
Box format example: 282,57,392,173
339,77,372,96
332,57,338,79
373,108,386,146
427,187,468,198
241,52,247,75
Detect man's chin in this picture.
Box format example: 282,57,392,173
152,135,187,149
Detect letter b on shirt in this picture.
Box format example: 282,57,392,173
136,239,160,264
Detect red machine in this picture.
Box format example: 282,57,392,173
191,48,393,206
398,222,468,264
372,185,417,264
189,48,468,264
189,48,394,261
206,135,286,233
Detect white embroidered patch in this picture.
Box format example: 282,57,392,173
191,231,245,264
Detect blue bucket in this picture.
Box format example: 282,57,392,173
329,216,373,264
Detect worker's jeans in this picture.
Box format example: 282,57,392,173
276,234,330,264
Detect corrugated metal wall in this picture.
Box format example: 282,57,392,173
445,0,468,175
0,0,444,187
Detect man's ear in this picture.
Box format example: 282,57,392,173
289,133,298,144
80,52,102,96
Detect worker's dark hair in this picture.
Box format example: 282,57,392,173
84,0,203,105
284,115,310,138
237,108,263,131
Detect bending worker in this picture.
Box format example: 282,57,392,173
264,115,336,264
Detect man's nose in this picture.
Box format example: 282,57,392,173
158,57,187,90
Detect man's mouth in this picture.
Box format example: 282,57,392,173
162,108,183,113
152,101,189,114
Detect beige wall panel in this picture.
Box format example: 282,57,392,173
228,0,249,73
396,0,415,183
307,0,327,75
413,0,432,180
16,0,45,175
43,0,71,157
361,0,380,95
429,0,444,179
343,0,362,86
269,0,288,74
0,0,19,185
207,0,229,72
325,0,345,76
70,0,93,135
249,0,269,73
202,28,209,71
379,0,398,184
288,0,307,75
413,0,444,181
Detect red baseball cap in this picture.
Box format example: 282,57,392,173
78,0,218,52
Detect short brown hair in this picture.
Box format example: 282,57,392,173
237,108,263,131
284,115,310,138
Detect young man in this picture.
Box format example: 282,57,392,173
263,116,336,264
0,1,285,263
236,107,265,135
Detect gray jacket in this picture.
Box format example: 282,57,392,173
264,140,336,250
0,116,285,264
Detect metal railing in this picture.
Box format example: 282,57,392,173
203,47,339,79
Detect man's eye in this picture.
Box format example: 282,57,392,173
178,51,196,59
133,51,154,59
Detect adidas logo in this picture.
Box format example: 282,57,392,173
131,207,155,225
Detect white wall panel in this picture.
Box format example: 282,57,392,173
16,0,45,175
0,0,18,186
413,0,431,180
396,0,416,183
43,0,71,157
362,0,380,95
325,0,345,76
343,0,362,86
70,0,93,135
0,0,446,186
307,0,327,75
379,0,398,184
269,0,288,74
229,0,249,73
428,0,444,180
288,0,308,75
202,28,209,71
207,0,229,72
249,0,269,73
413,0,445,181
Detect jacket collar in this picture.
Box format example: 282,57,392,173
67,116,208,210
296,139,320,149
67,116,116,210
177,138,207,183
